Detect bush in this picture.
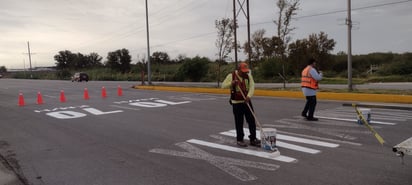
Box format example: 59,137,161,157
175,56,210,82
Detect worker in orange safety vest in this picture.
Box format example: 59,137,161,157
301,58,323,121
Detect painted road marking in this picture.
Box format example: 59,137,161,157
275,119,358,140
187,139,297,162
316,116,397,125
220,130,322,154
233,129,339,148
275,134,339,148
275,130,362,146
150,142,280,181
317,107,412,124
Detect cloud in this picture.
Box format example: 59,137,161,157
0,0,411,69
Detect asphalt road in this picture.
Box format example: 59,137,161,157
0,79,411,185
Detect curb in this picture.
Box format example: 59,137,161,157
133,85,412,105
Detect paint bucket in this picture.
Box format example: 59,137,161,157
261,128,277,151
357,108,371,124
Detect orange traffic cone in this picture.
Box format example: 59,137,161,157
60,90,66,102
84,88,90,100
37,91,44,104
18,92,25,106
117,85,123,96
101,86,107,98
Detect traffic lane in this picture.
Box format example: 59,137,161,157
197,97,411,184
2,87,412,184
2,89,300,184
1,89,250,185
142,93,412,184
0,79,139,108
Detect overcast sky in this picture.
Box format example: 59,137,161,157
1,0,411,69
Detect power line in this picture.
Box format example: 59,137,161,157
146,0,412,50
252,0,412,26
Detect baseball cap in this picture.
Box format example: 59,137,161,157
239,62,249,73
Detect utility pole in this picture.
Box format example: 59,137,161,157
233,0,238,67
25,41,34,78
145,0,152,85
232,0,251,68
347,0,353,91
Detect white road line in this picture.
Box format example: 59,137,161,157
220,131,321,154
315,116,397,125
226,129,339,148
274,135,339,148
187,139,297,163
319,112,407,122
276,130,362,146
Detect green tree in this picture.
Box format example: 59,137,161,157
175,56,210,82
243,29,266,65
105,48,132,73
274,0,300,86
87,52,103,68
288,39,309,76
0,66,7,73
274,0,299,56
54,50,77,70
151,51,171,64
215,18,234,87
288,32,335,76
306,32,336,70
215,18,234,62
262,36,284,59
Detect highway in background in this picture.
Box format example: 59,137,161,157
0,79,411,185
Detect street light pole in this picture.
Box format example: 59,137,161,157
347,0,353,91
145,0,152,85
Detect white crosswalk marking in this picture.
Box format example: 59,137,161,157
220,130,331,154
187,139,297,163
317,106,411,125
315,116,397,125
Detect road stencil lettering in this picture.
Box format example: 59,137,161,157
36,98,191,119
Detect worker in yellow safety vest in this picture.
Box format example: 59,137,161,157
222,62,261,147
301,58,323,121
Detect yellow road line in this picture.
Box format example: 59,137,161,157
134,85,412,104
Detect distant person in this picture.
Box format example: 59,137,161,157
222,62,261,147
301,58,323,121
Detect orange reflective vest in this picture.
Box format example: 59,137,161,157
301,66,318,89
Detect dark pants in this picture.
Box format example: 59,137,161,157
232,102,257,141
302,95,317,118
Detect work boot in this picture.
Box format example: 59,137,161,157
237,141,247,147
301,112,308,118
250,138,261,147
306,117,319,121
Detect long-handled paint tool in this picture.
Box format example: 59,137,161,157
237,84,277,152
352,103,385,145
